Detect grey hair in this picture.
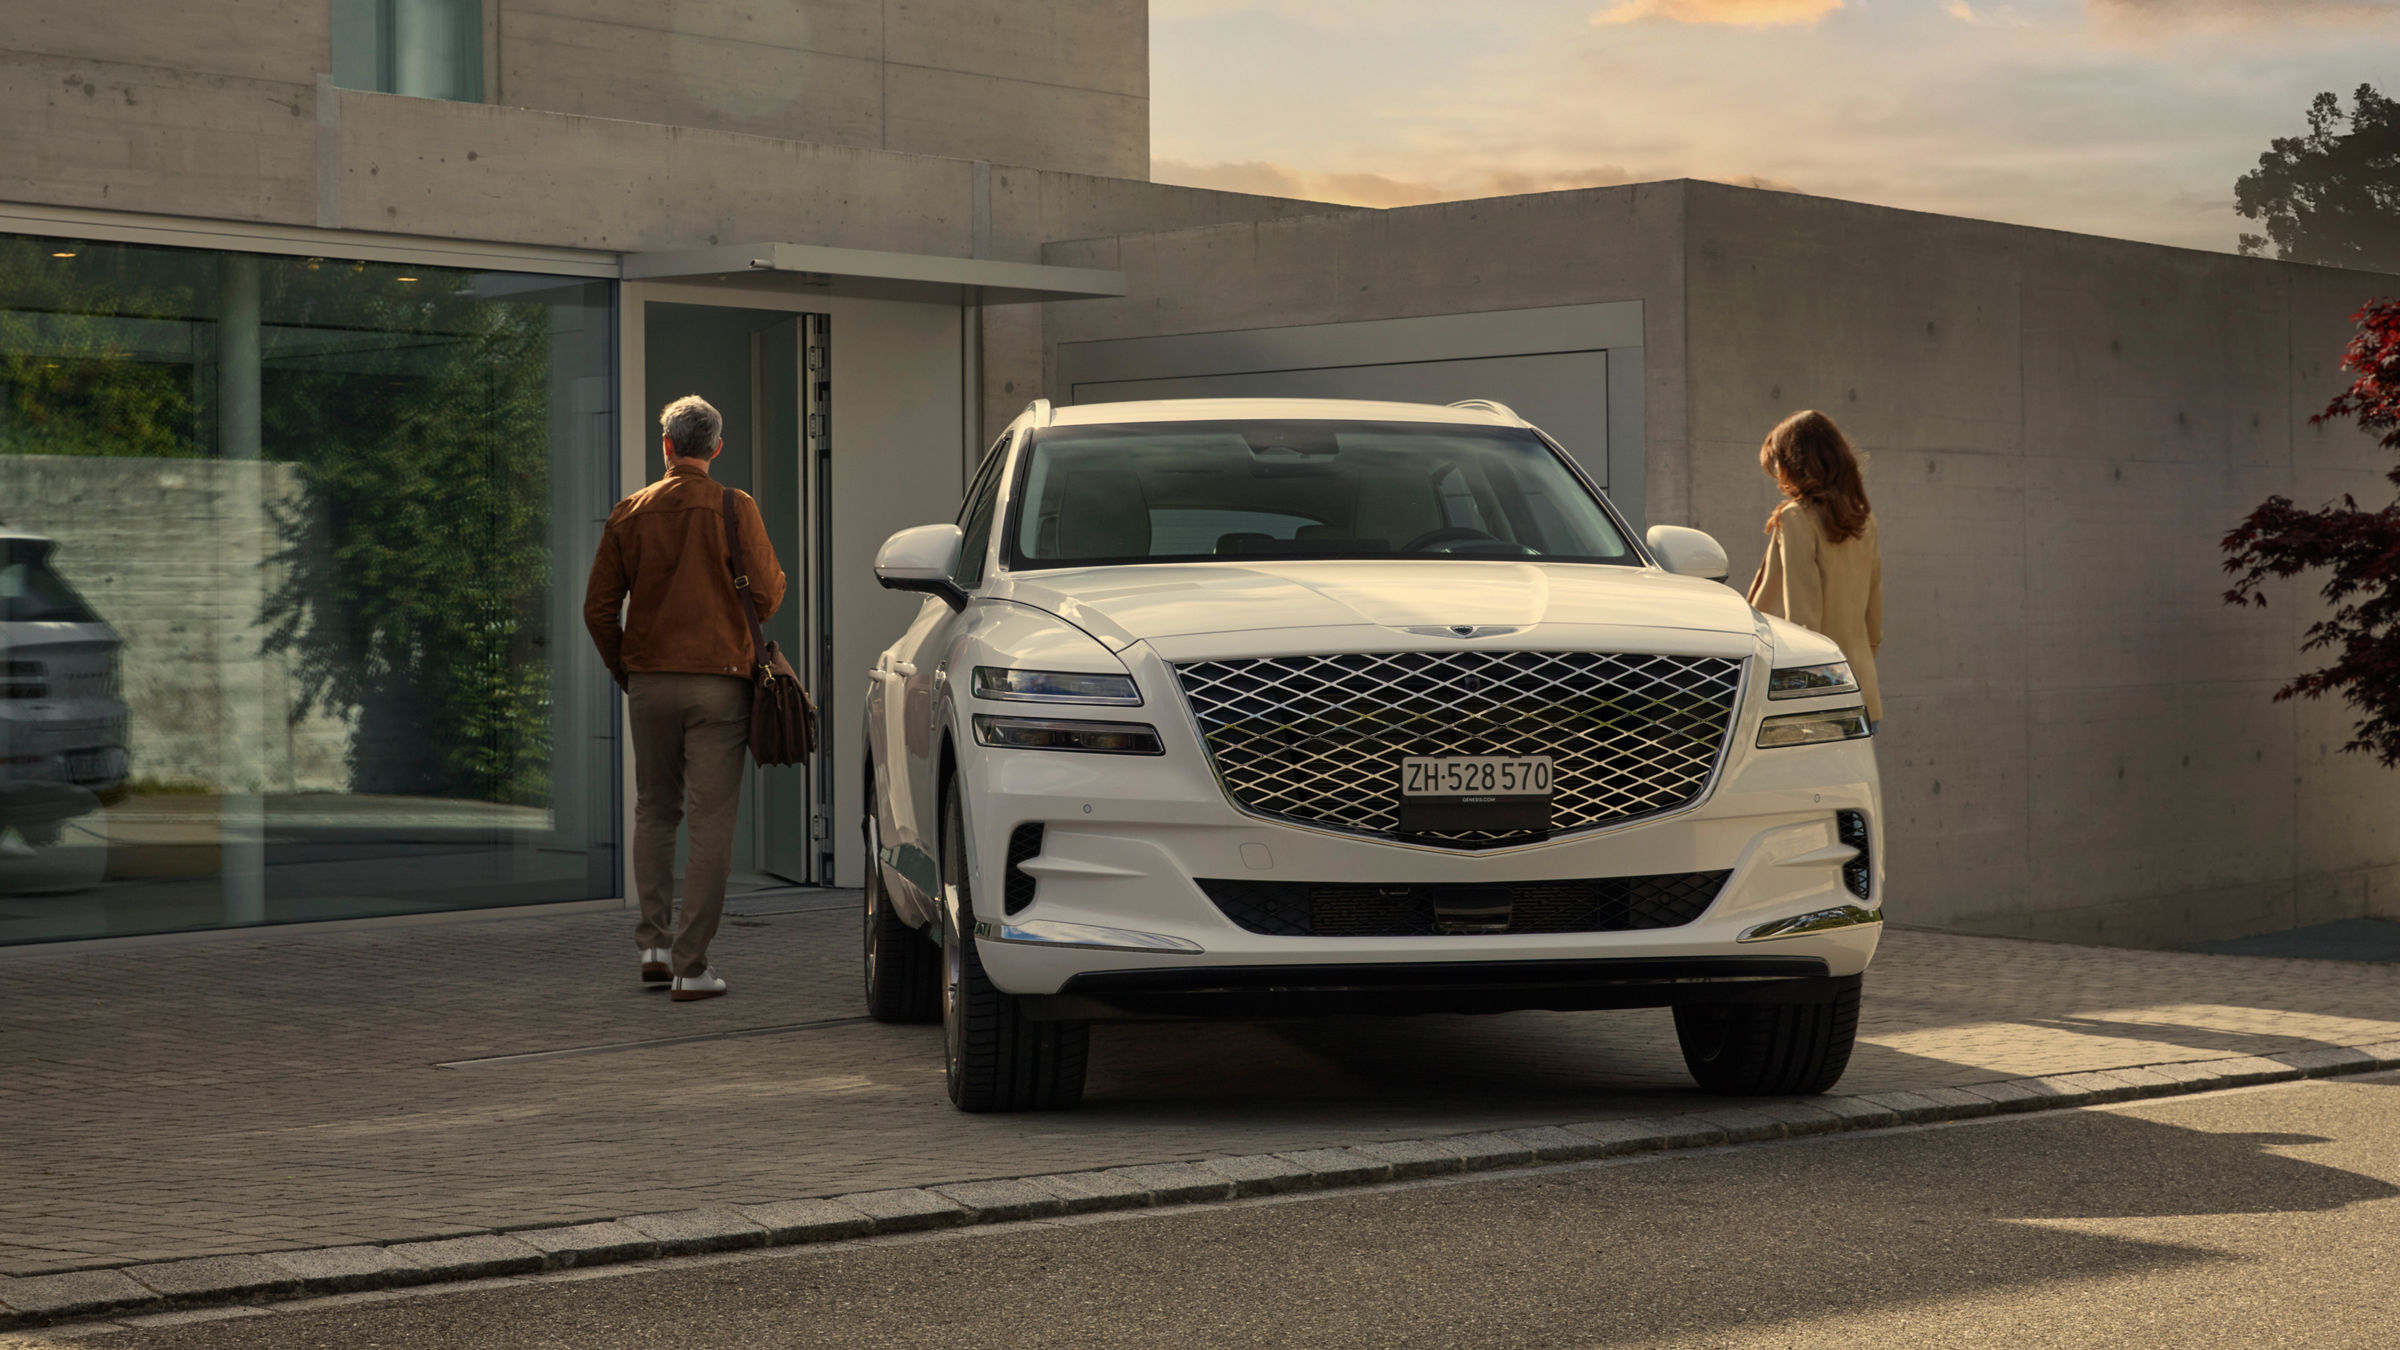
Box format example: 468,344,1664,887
659,395,723,459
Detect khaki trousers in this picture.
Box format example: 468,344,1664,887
628,672,751,978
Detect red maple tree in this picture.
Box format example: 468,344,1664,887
2223,298,2400,764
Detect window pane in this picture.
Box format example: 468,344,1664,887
331,0,483,102
0,234,616,942
330,0,384,92
394,0,483,102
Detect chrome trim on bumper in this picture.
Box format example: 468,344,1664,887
972,918,1205,954
1737,904,1883,943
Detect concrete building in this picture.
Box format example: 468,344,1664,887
1041,182,2400,947
1,2,2391,947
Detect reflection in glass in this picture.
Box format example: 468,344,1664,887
0,234,617,942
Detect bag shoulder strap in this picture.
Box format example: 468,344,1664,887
721,487,769,673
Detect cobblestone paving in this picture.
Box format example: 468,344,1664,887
3,895,2396,1276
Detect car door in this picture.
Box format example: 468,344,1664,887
883,435,1011,894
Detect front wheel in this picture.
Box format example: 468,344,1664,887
1674,979,1860,1096
941,784,1087,1112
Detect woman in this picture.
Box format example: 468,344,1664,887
1747,410,1884,728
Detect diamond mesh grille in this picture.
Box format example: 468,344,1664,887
1198,872,1731,937
1173,650,1745,847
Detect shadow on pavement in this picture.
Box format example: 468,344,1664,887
70,1084,2400,1350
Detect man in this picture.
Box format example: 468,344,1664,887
583,395,785,1002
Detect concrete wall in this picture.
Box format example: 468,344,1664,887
1036,183,1690,510
0,2,324,225
0,0,1144,205
0,456,351,793
1677,183,2400,946
495,0,1147,178
1031,180,2400,948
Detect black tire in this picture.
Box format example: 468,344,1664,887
1673,978,1861,1096
941,784,1088,1112
863,788,940,1024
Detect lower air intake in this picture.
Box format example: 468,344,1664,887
1836,809,1871,901
1003,824,1044,914
1198,871,1731,938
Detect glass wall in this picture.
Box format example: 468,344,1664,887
0,232,618,942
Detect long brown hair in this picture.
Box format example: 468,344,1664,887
1760,410,1871,544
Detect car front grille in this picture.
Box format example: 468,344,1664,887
1198,871,1732,937
1172,650,1745,848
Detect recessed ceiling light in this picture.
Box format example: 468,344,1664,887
396,276,418,282
50,251,75,258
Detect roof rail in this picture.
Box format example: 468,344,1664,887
1446,399,1525,424
1026,397,1055,429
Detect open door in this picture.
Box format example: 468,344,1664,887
642,303,830,883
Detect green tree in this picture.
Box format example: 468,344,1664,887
260,265,558,806
1,236,562,806
2236,84,2400,274
0,239,204,459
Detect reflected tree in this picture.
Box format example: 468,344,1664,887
0,240,205,460
260,265,557,807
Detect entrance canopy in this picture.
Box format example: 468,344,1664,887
621,242,1124,306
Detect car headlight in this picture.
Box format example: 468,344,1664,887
973,715,1164,755
1756,706,1872,747
1766,661,1857,699
971,667,1142,706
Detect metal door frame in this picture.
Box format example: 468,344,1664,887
619,281,834,883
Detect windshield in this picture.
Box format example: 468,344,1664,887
0,541,102,624
1008,420,1636,570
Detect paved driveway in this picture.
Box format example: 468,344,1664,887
4,891,2396,1276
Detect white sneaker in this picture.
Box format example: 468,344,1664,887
670,967,728,1002
640,947,672,986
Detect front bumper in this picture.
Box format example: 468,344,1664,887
1022,959,1857,1021
955,720,1883,1009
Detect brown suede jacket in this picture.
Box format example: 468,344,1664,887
583,461,787,685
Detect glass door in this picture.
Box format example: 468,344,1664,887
641,302,823,884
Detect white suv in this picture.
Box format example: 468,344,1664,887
863,399,1880,1112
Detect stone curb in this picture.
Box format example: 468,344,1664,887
6,1043,2396,1330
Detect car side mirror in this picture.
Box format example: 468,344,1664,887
875,524,969,610
1645,525,1730,583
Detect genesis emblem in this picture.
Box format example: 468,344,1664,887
1402,624,1524,639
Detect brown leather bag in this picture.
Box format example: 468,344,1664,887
721,491,817,765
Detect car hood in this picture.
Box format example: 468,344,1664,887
1002,561,1760,648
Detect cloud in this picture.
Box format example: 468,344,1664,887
2090,0,2400,30
1153,159,1807,208
1944,1,2029,24
1593,0,1845,26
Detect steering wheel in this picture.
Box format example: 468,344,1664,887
1400,526,1504,553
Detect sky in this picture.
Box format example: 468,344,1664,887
1148,0,2400,253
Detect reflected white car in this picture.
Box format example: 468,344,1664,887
1,529,128,854
862,399,1880,1112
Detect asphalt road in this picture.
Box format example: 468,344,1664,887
35,1072,2400,1350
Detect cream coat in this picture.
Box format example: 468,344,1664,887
1746,503,1884,721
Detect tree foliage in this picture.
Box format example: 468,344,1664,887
260,268,558,806
0,241,206,459
2222,299,2400,764
2235,84,2400,274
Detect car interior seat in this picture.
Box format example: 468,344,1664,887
1056,468,1151,559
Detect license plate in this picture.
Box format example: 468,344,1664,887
1397,756,1553,833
